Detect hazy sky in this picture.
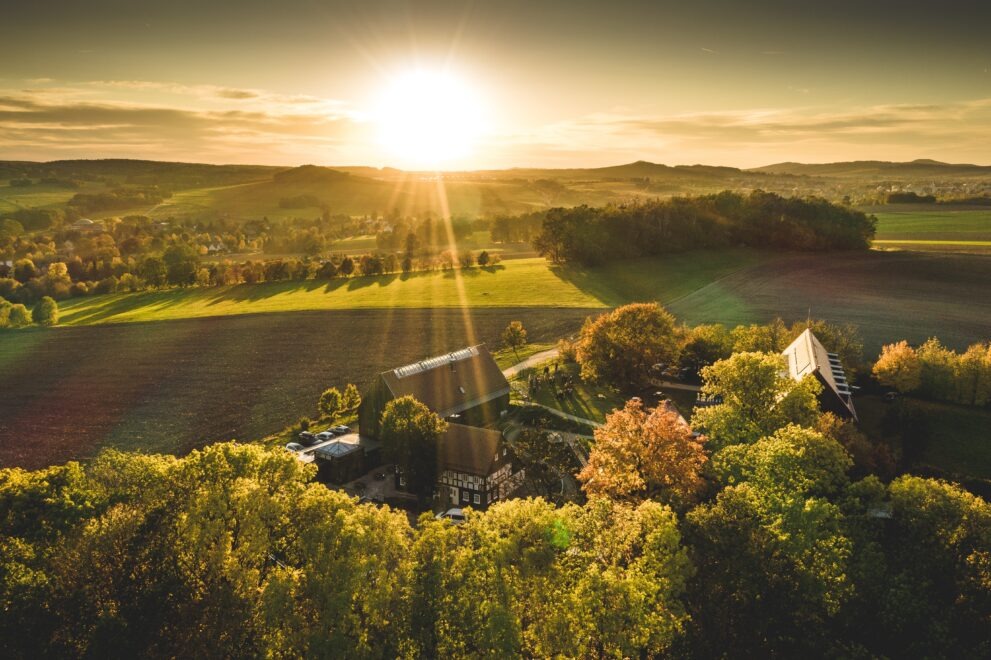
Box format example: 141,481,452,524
2,0,990,168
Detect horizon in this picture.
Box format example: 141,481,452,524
6,155,991,172
3,0,990,168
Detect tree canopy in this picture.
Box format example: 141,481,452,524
575,302,680,387
579,399,708,509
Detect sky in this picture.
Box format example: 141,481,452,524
2,0,990,169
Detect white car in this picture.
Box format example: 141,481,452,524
284,442,305,452
435,508,466,524
315,431,335,441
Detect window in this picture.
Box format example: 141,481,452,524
462,490,469,502
473,493,480,505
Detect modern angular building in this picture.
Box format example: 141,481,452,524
781,329,858,420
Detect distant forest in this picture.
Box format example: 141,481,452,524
532,191,877,265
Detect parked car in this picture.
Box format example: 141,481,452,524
435,508,466,524
315,431,335,441
297,431,317,446
331,425,351,435
284,442,305,452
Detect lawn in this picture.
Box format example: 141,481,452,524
0,307,594,470
515,361,626,424
57,249,767,326
857,395,991,482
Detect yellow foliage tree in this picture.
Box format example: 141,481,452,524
873,340,922,393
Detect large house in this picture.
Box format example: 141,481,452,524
436,423,526,508
358,344,511,438
781,329,858,420
359,345,522,509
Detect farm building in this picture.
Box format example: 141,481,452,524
358,344,511,439
433,423,525,509
781,329,858,420
300,433,382,484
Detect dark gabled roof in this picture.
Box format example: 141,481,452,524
782,329,858,419
439,423,503,475
380,345,510,418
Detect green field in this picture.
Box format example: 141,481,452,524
57,250,767,326
872,209,991,252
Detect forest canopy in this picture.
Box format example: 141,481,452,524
532,190,876,265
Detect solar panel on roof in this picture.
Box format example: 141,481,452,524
393,346,480,379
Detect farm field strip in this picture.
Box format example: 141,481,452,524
667,251,991,355
0,308,595,469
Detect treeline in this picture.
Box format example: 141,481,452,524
0,247,500,305
68,187,169,214
886,191,991,206
532,191,876,265
874,337,991,406
0,295,58,328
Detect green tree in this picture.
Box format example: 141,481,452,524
680,323,733,369
7,303,31,328
730,318,790,353
379,396,447,501
139,256,168,287
691,352,822,448
341,383,361,415
13,258,36,283
162,244,199,286
32,296,58,326
685,482,853,657
713,424,852,498
318,387,342,420
576,302,680,387
502,320,528,361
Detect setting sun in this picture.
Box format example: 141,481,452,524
373,69,488,169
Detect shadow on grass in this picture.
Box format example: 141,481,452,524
58,261,524,325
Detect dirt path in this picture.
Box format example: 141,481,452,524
502,348,560,378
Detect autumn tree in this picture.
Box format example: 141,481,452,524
379,396,447,501
575,302,680,387
691,352,822,448
873,340,922,392
579,399,708,509
502,320,528,361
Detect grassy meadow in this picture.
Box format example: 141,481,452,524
872,208,991,252
57,250,767,326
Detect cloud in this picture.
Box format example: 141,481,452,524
510,100,991,167
216,88,260,100
0,85,369,165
